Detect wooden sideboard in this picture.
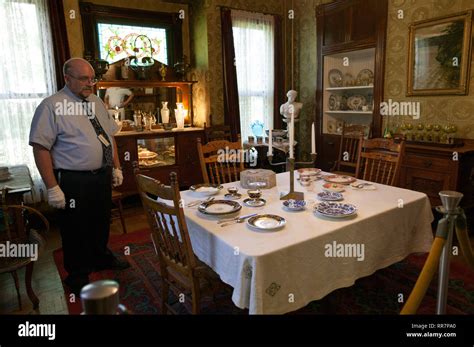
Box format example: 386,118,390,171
114,128,204,196
399,140,474,215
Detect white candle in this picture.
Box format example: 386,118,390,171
289,106,295,159
268,129,273,156
311,122,316,154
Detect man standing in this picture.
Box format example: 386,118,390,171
29,58,129,295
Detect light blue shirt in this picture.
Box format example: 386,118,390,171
29,86,119,171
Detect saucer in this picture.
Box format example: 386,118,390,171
224,193,242,200
322,183,345,193
243,198,266,207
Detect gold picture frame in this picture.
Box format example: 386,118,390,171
407,10,473,96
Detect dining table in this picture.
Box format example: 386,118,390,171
181,171,434,314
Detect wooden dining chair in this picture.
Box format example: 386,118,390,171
203,122,232,143
197,135,244,185
0,201,49,311
135,172,221,314
331,123,366,176
355,138,405,187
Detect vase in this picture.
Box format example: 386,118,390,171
175,108,187,129
161,102,170,123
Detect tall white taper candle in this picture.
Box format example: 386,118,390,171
311,122,316,154
268,129,273,155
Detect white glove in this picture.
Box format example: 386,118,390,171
47,185,66,209
112,168,123,187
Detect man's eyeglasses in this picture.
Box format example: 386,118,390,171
67,74,99,85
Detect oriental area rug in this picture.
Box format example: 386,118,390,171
53,230,474,315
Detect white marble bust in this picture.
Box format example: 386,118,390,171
280,90,303,122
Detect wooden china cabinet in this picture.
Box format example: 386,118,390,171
315,0,388,171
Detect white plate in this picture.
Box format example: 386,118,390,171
190,184,222,197
198,200,241,215
324,175,357,185
322,183,346,192
247,214,286,231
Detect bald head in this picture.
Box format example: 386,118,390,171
63,58,94,77
63,58,96,99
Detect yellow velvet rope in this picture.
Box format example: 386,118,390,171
401,211,473,314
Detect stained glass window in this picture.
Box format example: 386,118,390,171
97,22,168,65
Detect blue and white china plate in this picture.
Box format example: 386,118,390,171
317,191,344,201
198,200,241,215
247,214,286,231
314,202,357,218
282,199,306,211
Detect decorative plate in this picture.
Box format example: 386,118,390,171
247,214,286,231
356,69,374,86
297,168,322,176
343,72,355,87
317,191,344,201
327,121,336,134
243,198,266,207
324,175,357,185
314,202,357,218
347,95,367,111
328,94,337,111
198,200,241,215
328,69,343,87
322,183,346,193
282,199,306,211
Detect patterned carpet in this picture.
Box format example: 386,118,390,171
53,230,474,315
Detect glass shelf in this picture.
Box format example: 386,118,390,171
137,137,175,168
323,47,375,135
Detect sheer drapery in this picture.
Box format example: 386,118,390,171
0,0,57,202
231,10,274,142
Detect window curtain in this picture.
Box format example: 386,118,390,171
47,0,70,90
221,8,241,141
231,10,274,142
273,15,284,130
0,0,57,202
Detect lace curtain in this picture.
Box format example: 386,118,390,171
0,0,57,202
231,10,274,142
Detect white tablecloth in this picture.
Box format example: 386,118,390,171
181,172,434,314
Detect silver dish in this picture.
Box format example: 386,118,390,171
224,193,242,200
198,200,241,215
247,214,286,231
243,198,266,207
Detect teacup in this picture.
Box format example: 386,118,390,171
299,175,312,187
247,189,262,200
227,186,239,195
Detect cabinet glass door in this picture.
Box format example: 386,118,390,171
137,137,176,168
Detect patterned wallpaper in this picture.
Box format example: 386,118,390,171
384,0,474,139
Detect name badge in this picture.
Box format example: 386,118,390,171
97,134,111,147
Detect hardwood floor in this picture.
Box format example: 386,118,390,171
0,200,148,315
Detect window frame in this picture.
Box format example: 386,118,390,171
79,2,183,66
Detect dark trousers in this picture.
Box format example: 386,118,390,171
55,167,114,278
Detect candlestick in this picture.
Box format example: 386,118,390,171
311,122,316,154
268,129,273,156
289,106,294,159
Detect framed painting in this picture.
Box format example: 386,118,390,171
407,11,472,96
